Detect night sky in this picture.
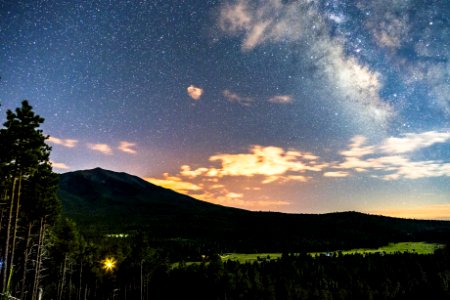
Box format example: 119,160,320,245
1,0,450,219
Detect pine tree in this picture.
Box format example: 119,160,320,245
0,100,58,298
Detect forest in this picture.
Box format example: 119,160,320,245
0,101,449,299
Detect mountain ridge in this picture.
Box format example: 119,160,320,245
58,168,450,252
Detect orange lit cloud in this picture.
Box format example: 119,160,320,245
145,174,201,194
87,143,113,155
51,161,69,170
48,136,78,148
145,174,290,211
187,85,203,100
190,189,290,211
145,145,321,210
268,95,293,104
180,145,325,183
118,141,137,154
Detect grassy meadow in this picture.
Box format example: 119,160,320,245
219,242,444,263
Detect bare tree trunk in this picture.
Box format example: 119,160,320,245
56,263,62,300
9,174,23,292
0,187,8,235
2,177,17,292
84,284,88,300
0,206,4,237
32,218,45,300
69,261,73,300
78,258,83,300
58,254,68,300
20,222,33,299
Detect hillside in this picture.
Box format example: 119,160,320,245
58,168,450,252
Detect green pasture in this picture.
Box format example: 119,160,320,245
222,242,444,263
220,253,282,263
323,241,444,256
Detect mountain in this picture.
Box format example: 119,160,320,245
58,167,245,233
58,168,450,252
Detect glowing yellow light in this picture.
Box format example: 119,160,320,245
102,257,116,272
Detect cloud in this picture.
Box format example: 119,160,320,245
87,143,113,155
206,145,324,182
48,136,78,148
145,171,291,211
145,173,202,193
268,95,293,104
169,146,324,186
146,144,322,210
192,189,290,210
379,131,450,154
179,165,209,178
51,161,69,170
323,171,349,178
336,131,450,180
340,135,375,158
118,141,137,154
187,85,203,100
223,89,253,106
218,0,312,50
158,145,323,187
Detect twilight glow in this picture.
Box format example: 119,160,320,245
1,1,449,219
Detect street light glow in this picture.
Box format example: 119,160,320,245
102,257,116,272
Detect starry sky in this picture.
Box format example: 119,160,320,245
1,0,450,219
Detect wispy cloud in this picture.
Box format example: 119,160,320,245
187,85,203,100
324,171,349,178
146,130,450,211
223,89,253,106
50,161,69,170
268,95,293,104
118,141,137,154
379,131,450,154
336,131,450,180
48,136,78,148
218,0,310,50
88,143,113,155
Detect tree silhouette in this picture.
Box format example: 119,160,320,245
0,100,58,299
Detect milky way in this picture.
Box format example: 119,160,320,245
1,0,449,219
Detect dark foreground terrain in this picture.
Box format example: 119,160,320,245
59,168,450,254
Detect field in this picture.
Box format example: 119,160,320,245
221,242,444,263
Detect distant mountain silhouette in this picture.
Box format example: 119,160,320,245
58,168,450,252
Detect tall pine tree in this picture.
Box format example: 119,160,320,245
0,100,59,298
